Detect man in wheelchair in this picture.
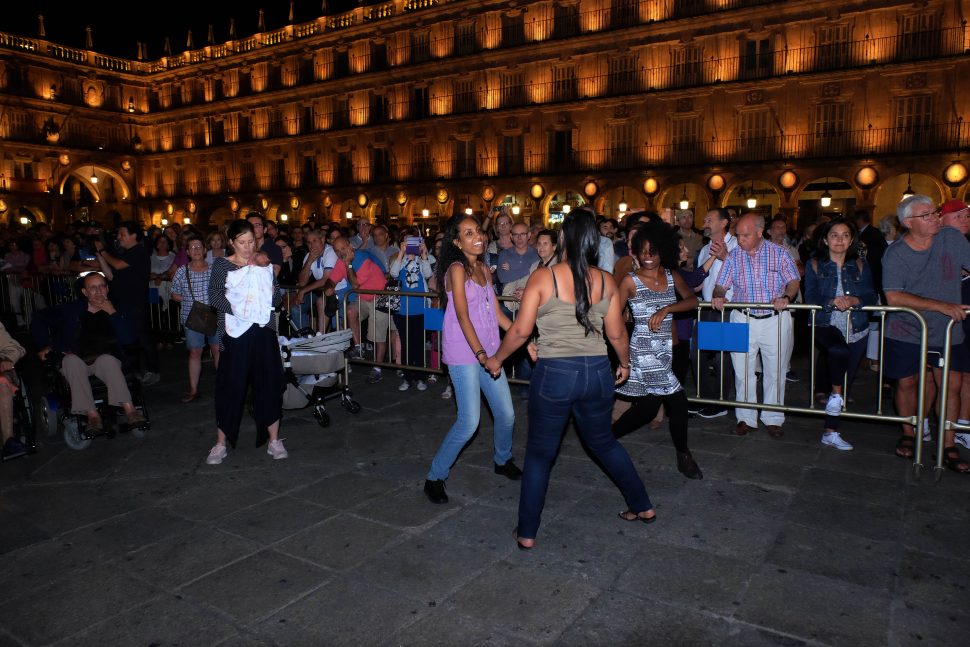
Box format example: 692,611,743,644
30,272,147,434
0,321,27,459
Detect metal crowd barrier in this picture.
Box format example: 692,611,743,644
337,288,528,382
931,313,970,481
333,291,963,480
0,272,82,329
690,302,935,477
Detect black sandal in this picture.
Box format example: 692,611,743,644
943,446,970,473
619,509,657,524
895,434,916,459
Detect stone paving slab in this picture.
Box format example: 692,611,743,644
1,352,969,645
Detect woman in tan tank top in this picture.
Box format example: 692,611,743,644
486,208,655,550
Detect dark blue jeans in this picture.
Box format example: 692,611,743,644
815,326,867,431
518,355,652,539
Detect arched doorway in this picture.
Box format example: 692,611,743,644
540,190,586,227
796,176,857,227
872,173,942,223
658,182,710,227
723,180,781,218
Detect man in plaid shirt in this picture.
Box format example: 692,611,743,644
712,213,801,438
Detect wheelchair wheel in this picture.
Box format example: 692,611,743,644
39,398,59,439
63,419,92,451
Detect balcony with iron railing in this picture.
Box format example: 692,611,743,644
0,0,932,82
141,27,966,148
139,121,967,199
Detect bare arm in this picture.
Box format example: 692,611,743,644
602,275,631,384
490,270,547,366
885,290,967,321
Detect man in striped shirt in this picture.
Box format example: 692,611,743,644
712,213,801,438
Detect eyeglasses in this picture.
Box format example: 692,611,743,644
910,209,941,220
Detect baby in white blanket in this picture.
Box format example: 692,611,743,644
224,253,274,338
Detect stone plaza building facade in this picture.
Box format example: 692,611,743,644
0,0,968,231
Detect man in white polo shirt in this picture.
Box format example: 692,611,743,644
291,229,338,333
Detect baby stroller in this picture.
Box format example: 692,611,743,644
279,328,361,427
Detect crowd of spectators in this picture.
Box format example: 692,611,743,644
2,196,969,478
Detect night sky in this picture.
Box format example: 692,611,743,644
2,1,363,60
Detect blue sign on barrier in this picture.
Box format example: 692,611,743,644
697,321,749,352
423,308,444,331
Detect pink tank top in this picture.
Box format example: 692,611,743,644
442,265,500,366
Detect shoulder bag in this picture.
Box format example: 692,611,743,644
184,267,218,336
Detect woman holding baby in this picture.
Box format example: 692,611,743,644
205,218,287,465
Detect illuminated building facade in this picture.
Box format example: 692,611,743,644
0,0,968,230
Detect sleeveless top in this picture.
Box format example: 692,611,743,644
442,262,500,366
616,270,682,397
536,267,610,358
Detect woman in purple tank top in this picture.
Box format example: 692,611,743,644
423,216,522,505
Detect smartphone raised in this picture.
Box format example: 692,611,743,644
405,236,422,256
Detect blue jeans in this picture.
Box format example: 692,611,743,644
427,362,515,481
518,356,652,540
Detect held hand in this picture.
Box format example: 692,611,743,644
484,355,502,378
832,296,855,312
614,365,630,385
772,296,789,312
526,341,538,363
711,240,728,261
711,296,726,312
941,302,968,321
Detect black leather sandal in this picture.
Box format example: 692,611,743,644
943,446,970,473
894,434,916,459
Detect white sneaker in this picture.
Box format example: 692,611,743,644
923,419,932,442
954,432,970,449
416,380,428,391
426,374,438,384
824,393,844,417
206,444,227,465
398,380,411,391
267,439,288,460
821,431,853,451
441,385,452,399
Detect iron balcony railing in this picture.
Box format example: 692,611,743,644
133,121,969,198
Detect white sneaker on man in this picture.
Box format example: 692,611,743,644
416,380,428,391
398,380,411,391
206,444,228,465
954,432,970,449
441,385,453,399
821,432,853,451
824,393,844,417
267,439,288,460
922,419,932,442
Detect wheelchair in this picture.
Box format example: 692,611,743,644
0,372,37,462
37,352,151,451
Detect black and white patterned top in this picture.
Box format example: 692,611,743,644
616,270,682,398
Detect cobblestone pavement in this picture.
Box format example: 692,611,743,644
1,353,969,646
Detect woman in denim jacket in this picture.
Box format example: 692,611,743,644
804,219,878,451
